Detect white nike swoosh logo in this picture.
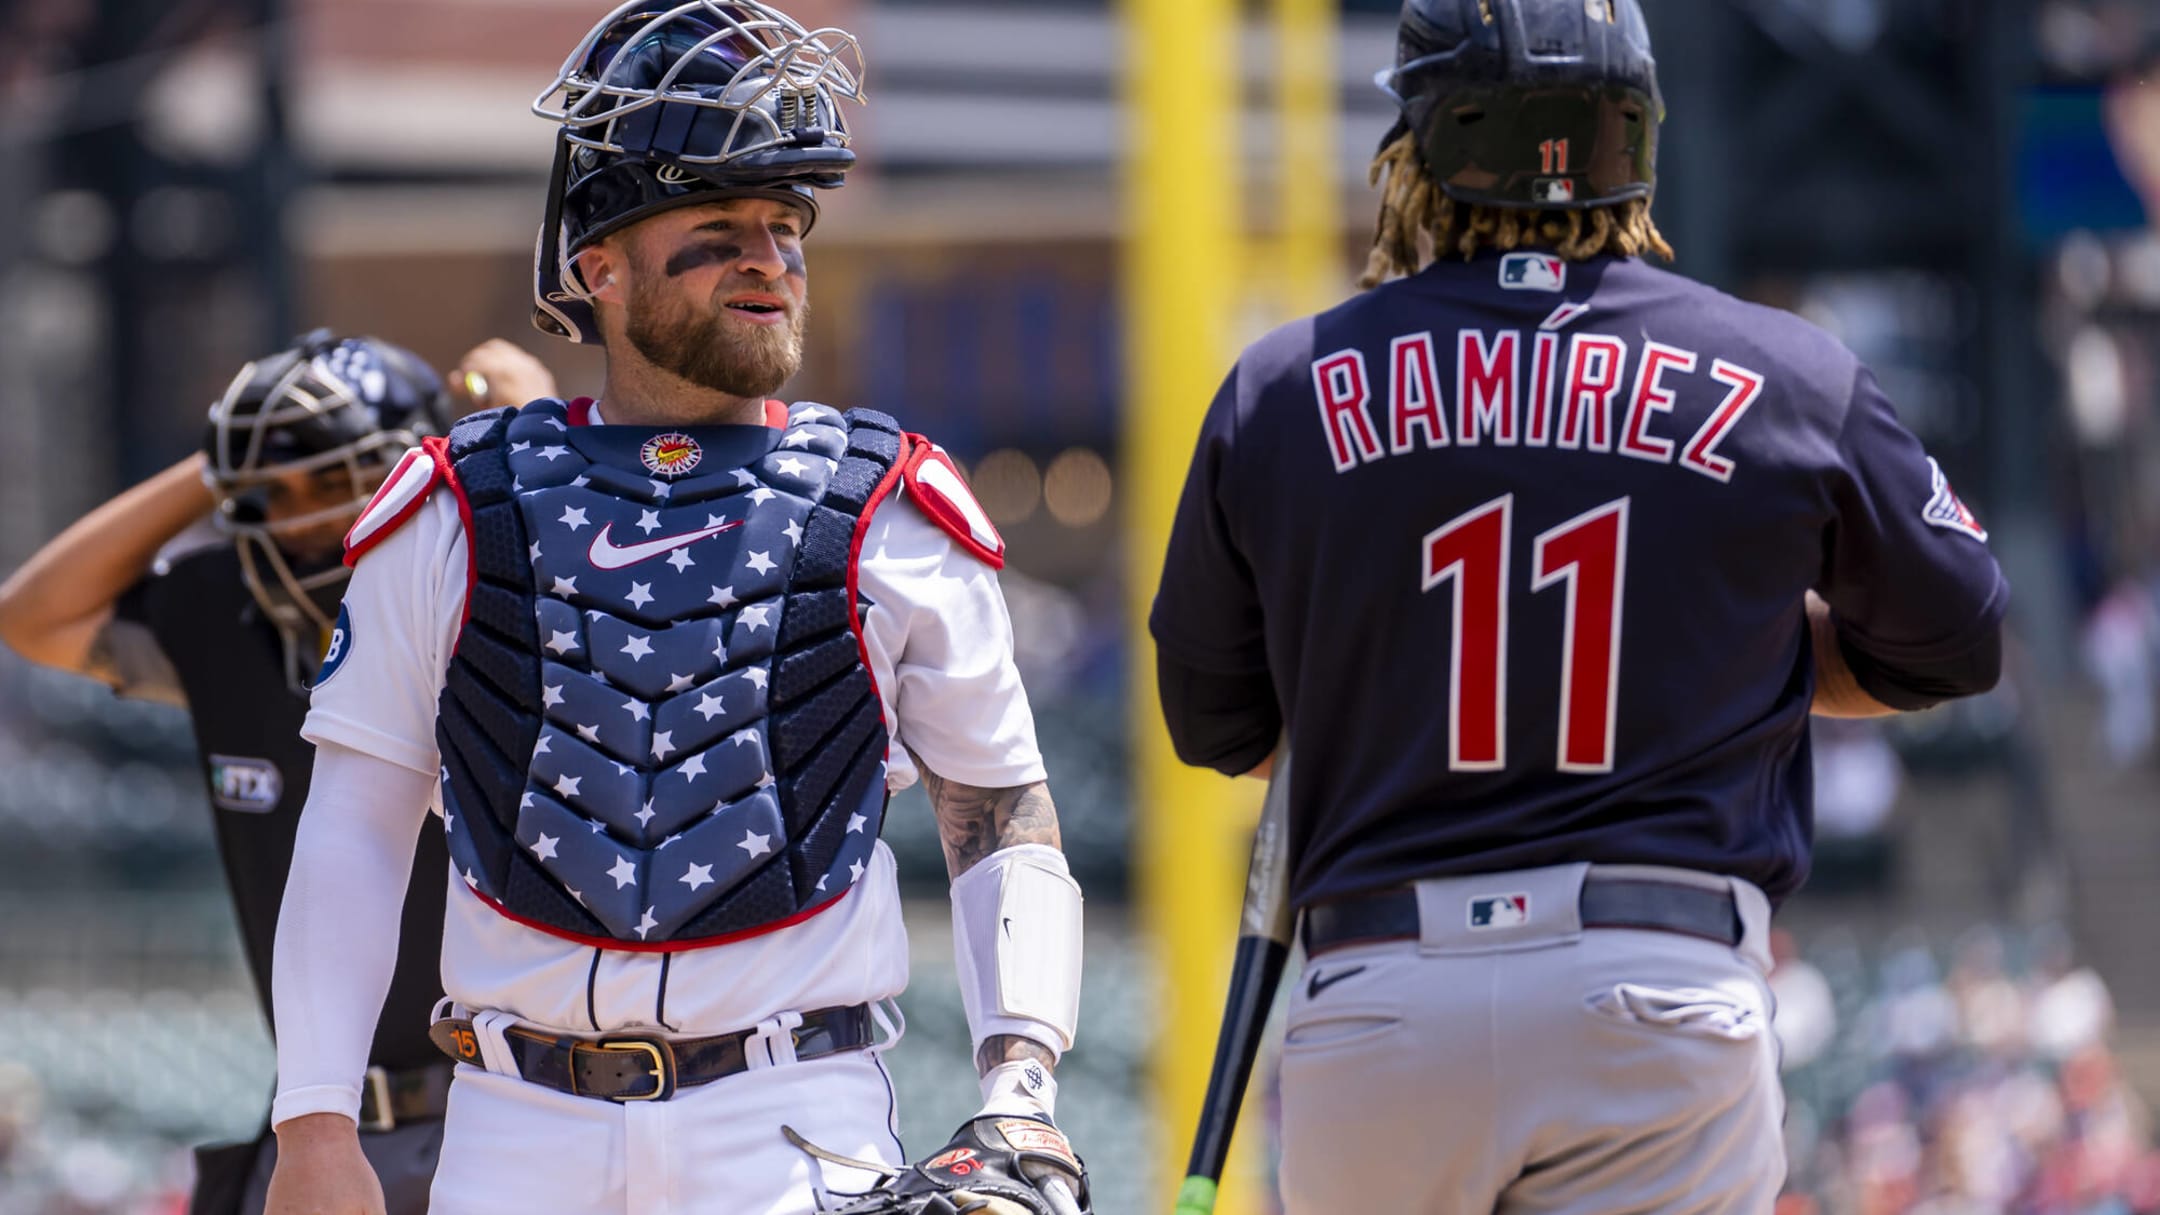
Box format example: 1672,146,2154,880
587,520,744,570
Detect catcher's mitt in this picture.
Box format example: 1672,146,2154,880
816,1114,1090,1215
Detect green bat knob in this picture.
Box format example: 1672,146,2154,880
1174,1175,1219,1215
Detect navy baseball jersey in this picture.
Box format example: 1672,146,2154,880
1150,251,2007,908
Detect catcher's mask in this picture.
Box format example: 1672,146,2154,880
1377,0,1662,211
202,330,448,690
531,0,867,345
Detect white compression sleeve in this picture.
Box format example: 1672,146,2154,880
950,844,1083,1062
268,743,436,1127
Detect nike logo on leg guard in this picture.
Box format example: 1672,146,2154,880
1306,965,1366,1000
588,520,744,570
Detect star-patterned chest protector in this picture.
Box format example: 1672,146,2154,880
432,400,904,948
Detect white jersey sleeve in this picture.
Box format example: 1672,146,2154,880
302,491,465,774
858,482,1046,791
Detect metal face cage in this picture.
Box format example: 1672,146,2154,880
533,1,866,172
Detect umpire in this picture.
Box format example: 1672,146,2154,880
0,331,555,1214
1151,2,2008,1211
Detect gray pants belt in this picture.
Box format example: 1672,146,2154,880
1302,874,1742,956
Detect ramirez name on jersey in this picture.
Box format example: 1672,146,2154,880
1309,300,1760,484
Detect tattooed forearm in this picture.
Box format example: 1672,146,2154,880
978,1033,1059,1077
910,749,1062,877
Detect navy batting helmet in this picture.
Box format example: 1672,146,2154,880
1377,0,1662,210
531,1,867,344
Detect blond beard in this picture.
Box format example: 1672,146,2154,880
624,275,808,404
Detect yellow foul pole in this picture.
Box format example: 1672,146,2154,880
1121,0,1250,1212
1274,0,1342,317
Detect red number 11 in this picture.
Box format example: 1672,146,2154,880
1421,495,1630,774
1539,138,1571,174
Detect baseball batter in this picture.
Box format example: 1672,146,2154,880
263,6,1089,1215
1151,2,2008,1211
0,331,555,1213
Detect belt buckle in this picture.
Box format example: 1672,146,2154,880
358,1066,395,1133
591,1037,674,1102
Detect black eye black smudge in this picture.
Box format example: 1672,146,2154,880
779,246,805,277
665,243,744,277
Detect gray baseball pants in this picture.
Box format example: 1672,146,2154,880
1278,862,1784,1215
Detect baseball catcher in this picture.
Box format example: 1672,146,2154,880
260,5,1089,1214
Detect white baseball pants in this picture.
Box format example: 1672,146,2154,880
425,1048,906,1215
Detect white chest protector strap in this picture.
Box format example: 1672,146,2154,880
949,843,1083,1060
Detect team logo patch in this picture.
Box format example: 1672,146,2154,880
925,1148,979,1173
315,603,353,688
640,433,703,478
1500,252,1566,292
1532,177,1577,205
208,755,284,814
1921,458,1988,541
1468,894,1530,929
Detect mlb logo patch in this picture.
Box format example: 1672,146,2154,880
1921,458,1988,541
1532,177,1577,204
1468,893,1530,929
1500,253,1566,292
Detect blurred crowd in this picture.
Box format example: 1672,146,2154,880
1776,928,2160,1215
0,1074,189,1215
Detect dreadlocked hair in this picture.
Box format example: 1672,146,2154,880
1360,131,1675,289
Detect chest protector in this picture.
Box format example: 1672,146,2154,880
432,400,904,948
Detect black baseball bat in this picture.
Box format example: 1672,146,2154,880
1173,746,1295,1215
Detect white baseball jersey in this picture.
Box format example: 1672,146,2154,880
270,425,1045,1127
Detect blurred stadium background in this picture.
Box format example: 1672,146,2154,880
2,0,2160,1212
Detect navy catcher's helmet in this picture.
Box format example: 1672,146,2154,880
1377,0,1662,210
531,1,867,344
203,330,449,688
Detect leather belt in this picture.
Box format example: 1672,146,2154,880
1302,875,1743,956
427,1004,874,1103
357,1061,454,1132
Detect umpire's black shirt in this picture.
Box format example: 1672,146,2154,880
112,543,447,1072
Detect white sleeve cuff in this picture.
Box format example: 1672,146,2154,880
271,1083,362,1129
